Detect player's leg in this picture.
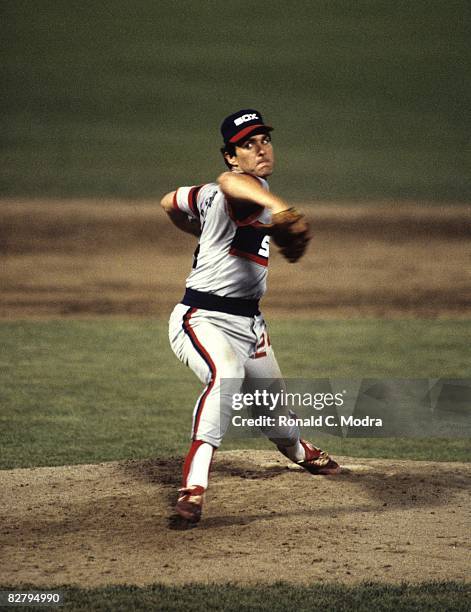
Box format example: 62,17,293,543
244,341,306,462
169,305,245,520
245,317,340,474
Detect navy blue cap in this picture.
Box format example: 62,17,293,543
220,109,273,145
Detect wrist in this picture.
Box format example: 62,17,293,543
267,200,291,215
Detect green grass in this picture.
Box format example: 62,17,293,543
1,1,470,201
0,319,469,469
1,581,469,611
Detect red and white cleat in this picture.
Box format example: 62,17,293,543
298,439,341,475
278,439,341,475
175,485,205,523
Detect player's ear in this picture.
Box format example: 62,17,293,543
221,147,238,171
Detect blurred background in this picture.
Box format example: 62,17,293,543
2,0,470,201
1,1,470,319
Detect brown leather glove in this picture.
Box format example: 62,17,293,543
262,207,311,263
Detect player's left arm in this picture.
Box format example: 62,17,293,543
160,191,201,237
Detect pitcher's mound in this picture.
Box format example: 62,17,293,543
0,451,469,587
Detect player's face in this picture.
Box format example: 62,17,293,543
228,133,274,178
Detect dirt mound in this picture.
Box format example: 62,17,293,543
1,451,469,587
1,199,470,318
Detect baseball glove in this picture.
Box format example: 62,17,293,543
262,207,311,263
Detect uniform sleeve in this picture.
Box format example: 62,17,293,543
173,185,204,220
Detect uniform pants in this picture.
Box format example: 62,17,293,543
168,304,301,486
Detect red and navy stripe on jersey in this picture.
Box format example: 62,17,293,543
173,185,204,219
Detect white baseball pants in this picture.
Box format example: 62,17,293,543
168,303,302,487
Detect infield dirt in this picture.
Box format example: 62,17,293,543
1,199,470,319
0,451,470,587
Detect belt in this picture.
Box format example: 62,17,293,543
181,288,260,317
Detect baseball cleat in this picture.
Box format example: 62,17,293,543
298,439,341,475
175,485,205,523
278,439,341,475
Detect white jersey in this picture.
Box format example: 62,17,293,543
173,176,271,300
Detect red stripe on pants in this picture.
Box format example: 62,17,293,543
183,308,217,438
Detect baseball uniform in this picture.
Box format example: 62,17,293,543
163,109,340,522
168,177,300,478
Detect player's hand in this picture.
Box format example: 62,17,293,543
259,207,311,263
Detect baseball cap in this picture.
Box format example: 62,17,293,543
220,109,273,145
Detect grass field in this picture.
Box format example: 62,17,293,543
2,1,470,201
1,319,469,469
2,582,470,612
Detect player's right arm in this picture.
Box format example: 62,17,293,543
217,172,290,215
160,190,201,237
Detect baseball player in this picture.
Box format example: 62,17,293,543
161,109,340,523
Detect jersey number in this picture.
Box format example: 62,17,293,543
258,235,270,258
229,226,269,267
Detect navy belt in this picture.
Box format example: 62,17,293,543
182,288,260,317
